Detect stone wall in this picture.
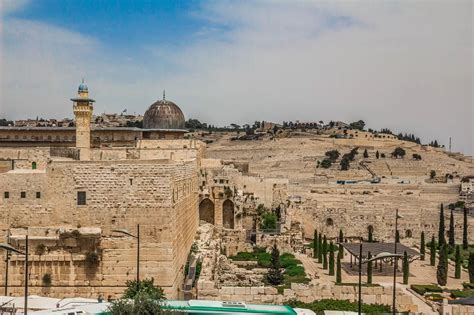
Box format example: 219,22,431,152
0,158,199,298
197,282,418,313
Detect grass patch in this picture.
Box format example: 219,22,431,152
335,282,380,287
450,289,474,299
463,283,474,289
288,299,391,315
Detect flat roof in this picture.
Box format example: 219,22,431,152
0,127,187,132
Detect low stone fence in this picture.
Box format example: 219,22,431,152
197,281,419,313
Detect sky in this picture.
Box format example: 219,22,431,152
0,0,473,155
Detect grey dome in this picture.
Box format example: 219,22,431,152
143,99,185,130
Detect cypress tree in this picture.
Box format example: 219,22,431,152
313,229,318,258
420,231,425,261
339,229,344,243
469,252,474,283
395,230,400,243
438,204,446,248
338,243,344,260
367,251,373,284
317,233,323,263
449,209,455,247
430,235,436,266
402,251,409,284
376,150,380,159
266,244,283,285
363,149,369,158
336,251,342,284
323,236,328,269
454,245,461,279
436,244,448,286
329,242,335,276
463,207,468,250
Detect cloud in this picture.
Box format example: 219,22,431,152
0,1,472,154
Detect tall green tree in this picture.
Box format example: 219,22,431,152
317,233,323,263
336,251,342,284
395,230,400,243
367,251,373,284
266,244,284,285
469,252,474,283
338,243,344,260
436,244,448,286
454,245,461,279
313,229,318,258
449,209,455,247
376,150,380,159
463,207,469,250
430,235,436,266
323,236,328,270
402,251,409,285
438,204,446,248
363,149,369,158
420,231,425,261
339,229,344,243
329,242,335,276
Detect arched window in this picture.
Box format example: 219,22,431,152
32,162,37,170
405,229,412,238
326,218,334,227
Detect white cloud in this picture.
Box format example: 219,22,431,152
0,1,472,154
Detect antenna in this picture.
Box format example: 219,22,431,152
163,90,166,101
449,137,452,152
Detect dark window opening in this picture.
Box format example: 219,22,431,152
4,192,9,199
36,192,41,199
77,191,87,205
20,192,26,198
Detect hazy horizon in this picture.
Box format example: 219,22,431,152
1,0,472,154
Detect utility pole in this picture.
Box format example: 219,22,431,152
449,137,452,152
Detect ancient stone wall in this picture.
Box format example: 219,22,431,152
0,158,199,298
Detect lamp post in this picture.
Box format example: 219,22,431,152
0,235,29,315
358,251,403,315
393,210,403,315
112,224,140,285
4,230,10,296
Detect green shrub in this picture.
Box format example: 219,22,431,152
285,265,305,277
261,212,277,230
230,252,256,261
426,293,444,302
463,283,474,289
288,299,390,315
410,284,443,295
42,273,52,286
450,289,474,299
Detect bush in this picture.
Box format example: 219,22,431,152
285,265,305,277
450,289,474,299
392,147,406,158
230,252,256,261
410,284,443,295
325,150,340,162
320,159,332,169
288,299,390,315
123,278,165,300
261,212,277,230
463,283,474,289
412,153,422,160
36,244,46,255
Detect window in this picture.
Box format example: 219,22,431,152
32,162,37,170
77,191,86,205
20,192,26,198
36,192,41,199
4,192,9,199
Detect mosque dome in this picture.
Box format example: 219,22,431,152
143,92,185,130
78,79,88,93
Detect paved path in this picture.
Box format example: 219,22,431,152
296,253,319,280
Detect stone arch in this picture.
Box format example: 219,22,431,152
223,199,235,229
326,218,334,227
199,198,215,225
405,229,412,238
368,225,374,234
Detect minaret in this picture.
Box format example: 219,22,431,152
71,79,95,160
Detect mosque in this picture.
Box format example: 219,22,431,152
0,81,187,148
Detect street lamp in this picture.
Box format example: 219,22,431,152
112,224,140,285
0,235,29,315
393,210,403,315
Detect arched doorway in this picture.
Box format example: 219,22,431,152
199,198,215,225
223,199,235,229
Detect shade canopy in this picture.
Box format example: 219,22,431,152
341,242,419,260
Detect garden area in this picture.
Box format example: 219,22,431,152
410,283,474,302
288,299,391,315
229,246,310,294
